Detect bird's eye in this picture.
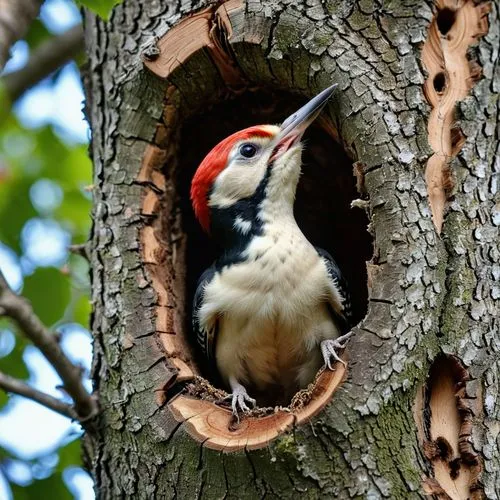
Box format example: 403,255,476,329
239,143,258,158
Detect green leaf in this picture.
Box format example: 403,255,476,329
76,0,123,19
56,187,91,242
36,133,91,185
22,268,71,326
0,177,37,254
0,389,7,409
0,328,29,381
25,20,52,50
56,439,82,472
10,474,72,500
0,83,12,123
35,127,70,181
73,295,91,329
0,344,29,380
61,145,92,185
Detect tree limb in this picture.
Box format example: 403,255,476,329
0,0,44,71
0,270,98,419
0,370,78,419
69,242,90,261
2,25,84,102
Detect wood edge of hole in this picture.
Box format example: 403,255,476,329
138,5,361,454
142,0,244,80
166,362,347,452
139,139,350,452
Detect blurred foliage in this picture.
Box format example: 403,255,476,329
1,438,83,500
0,1,94,496
24,20,52,50
0,321,29,383
11,476,72,500
76,0,123,19
0,118,91,250
23,268,71,326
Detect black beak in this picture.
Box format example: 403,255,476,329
272,84,337,159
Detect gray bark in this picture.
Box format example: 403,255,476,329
83,0,499,498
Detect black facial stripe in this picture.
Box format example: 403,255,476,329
210,161,274,270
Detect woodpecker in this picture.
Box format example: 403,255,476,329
190,85,353,415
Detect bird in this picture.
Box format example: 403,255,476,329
190,85,353,415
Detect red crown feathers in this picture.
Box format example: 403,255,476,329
190,126,273,233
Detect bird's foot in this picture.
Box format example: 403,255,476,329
224,378,256,420
321,333,352,370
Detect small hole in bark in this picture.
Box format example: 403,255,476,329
435,436,453,460
436,8,456,36
177,89,372,404
420,355,483,497
449,458,461,479
433,72,447,93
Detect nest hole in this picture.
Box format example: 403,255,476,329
174,88,372,401
436,7,456,36
433,72,447,93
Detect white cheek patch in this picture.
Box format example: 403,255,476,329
233,216,252,234
209,157,268,209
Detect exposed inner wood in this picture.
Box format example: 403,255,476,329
421,0,489,232
139,141,197,385
170,365,346,451
416,356,482,499
144,0,246,87
140,2,371,451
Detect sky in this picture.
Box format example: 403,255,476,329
0,0,94,498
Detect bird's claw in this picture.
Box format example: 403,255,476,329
224,382,256,419
231,387,256,416
321,333,352,370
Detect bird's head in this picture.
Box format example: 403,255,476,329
190,85,336,236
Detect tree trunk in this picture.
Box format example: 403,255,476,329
83,0,498,498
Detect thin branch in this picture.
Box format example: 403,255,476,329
2,25,84,102
0,0,44,70
69,242,90,261
0,370,77,419
0,270,97,419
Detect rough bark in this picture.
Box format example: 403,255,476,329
83,0,499,498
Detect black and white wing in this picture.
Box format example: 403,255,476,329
192,265,218,366
316,247,353,333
